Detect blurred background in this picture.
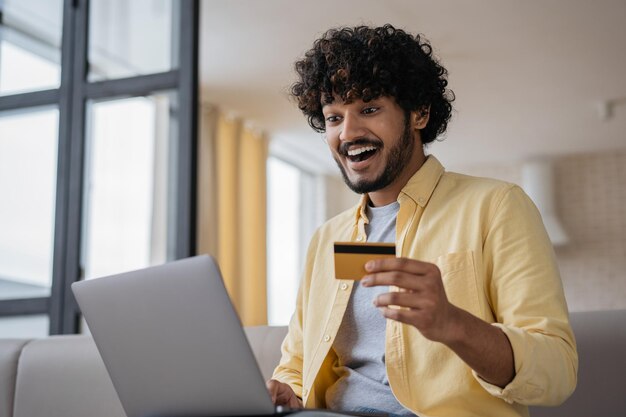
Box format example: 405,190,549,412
1,0,625,337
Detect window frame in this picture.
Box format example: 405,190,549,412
0,0,199,335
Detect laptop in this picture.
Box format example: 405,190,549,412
72,255,284,417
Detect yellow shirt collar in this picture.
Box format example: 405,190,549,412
355,155,445,225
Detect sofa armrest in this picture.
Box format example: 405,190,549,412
0,339,30,417
12,335,125,417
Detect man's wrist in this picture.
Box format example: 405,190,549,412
440,304,470,347
440,306,516,387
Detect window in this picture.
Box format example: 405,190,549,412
82,94,177,280
0,0,63,96
88,0,177,81
0,107,59,302
266,157,322,325
0,0,198,337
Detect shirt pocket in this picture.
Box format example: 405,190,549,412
436,250,482,317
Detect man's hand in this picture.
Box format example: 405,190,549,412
362,257,515,388
361,257,461,344
266,379,303,409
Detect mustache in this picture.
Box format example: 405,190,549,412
338,138,383,156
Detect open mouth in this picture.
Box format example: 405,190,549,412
346,145,379,163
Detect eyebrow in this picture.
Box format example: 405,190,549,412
321,102,338,111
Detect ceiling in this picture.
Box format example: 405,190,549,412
200,0,626,173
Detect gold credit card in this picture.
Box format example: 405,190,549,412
334,242,397,280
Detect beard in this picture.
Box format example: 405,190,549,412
334,118,415,195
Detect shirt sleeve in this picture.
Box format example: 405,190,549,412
477,185,578,405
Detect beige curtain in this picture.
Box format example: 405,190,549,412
197,105,268,326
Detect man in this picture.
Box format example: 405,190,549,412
267,25,577,417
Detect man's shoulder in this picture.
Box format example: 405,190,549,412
430,171,527,218
440,170,518,199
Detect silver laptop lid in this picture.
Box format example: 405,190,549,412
72,255,276,417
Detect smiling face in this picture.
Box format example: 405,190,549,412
322,96,427,203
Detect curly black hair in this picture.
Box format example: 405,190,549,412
291,24,454,144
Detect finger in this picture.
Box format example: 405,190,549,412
378,306,420,325
275,388,287,403
276,393,289,406
365,257,436,275
374,291,428,309
275,386,295,406
288,395,302,409
361,270,426,290
270,388,277,404
273,391,287,405
266,380,279,403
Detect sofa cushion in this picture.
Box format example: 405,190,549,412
0,339,30,417
13,335,125,417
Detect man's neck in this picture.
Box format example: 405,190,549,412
367,152,428,207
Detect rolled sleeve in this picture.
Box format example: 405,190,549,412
473,323,576,405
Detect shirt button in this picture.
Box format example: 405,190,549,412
340,283,348,290
356,236,364,242
303,388,309,396
418,197,425,204
323,335,331,342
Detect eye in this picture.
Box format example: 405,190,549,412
325,115,341,124
362,107,379,115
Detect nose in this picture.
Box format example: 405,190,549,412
339,112,367,142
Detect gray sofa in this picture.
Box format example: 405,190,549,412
0,311,624,417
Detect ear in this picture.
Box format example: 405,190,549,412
411,106,431,130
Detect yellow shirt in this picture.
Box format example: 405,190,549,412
272,156,578,417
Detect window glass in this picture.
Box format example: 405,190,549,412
0,107,58,300
82,93,178,280
0,0,63,95
88,0,177,81
0,315,49,338
266,157,301,326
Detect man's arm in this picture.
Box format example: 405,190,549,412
363,185,577,405
440,303,515,388
362,258,514,387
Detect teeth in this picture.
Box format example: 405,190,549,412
347,145,377,156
